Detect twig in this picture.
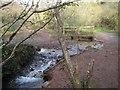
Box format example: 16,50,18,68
2,0,38,47
0,0,14,9
3,12,34,47
1,21,11,28
0,0,30,29
33,0,80,13
0,0,32,37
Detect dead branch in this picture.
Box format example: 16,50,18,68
0,0,14,9
0,14,54,67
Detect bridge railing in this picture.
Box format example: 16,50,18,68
63,26,95,41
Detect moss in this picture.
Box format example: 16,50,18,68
2,44,36,77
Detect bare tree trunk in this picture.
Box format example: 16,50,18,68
55,7,80,89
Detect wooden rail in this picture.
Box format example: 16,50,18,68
63,26,94,41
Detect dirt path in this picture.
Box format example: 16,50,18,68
45,44,118,88
95,32,118,44
3,30,118,88
43,32,118,88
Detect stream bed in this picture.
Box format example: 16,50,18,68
3,43,103,89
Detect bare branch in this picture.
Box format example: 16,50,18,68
0,0,14,9
1,0,79,29
1,0,79,46
3,12,34,47
0,14,54,67
0,21,11,28
0,0,81,67
0,0,32,37
34,1,74,13
0,0,30,29
2,0,41,47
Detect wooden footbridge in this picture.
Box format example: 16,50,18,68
63,26,94,41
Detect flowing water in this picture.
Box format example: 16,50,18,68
3,43,103,89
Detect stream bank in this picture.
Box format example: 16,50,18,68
2,30,118,88
2,44,36,88
2,42,104,89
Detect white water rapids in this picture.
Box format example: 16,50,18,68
4,43,103,88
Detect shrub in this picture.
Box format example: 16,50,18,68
2,44,36,77
100,17,117,30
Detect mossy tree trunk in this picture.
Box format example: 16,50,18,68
55,6,80,88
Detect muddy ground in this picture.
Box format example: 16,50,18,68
3,30,119,88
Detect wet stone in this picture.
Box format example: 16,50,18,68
27,70,38,77
30,68,34,71
7,43,103,88
51,50,55,52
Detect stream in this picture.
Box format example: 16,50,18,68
3,43,103,89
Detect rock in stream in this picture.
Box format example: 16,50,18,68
4,43,103,88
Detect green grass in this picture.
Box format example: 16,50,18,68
80,27,120,36
79,27,116,33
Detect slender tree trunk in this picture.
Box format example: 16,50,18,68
55,7,80,89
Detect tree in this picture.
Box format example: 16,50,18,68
0,0,80,65
0,0,97,88
55,5,80,88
